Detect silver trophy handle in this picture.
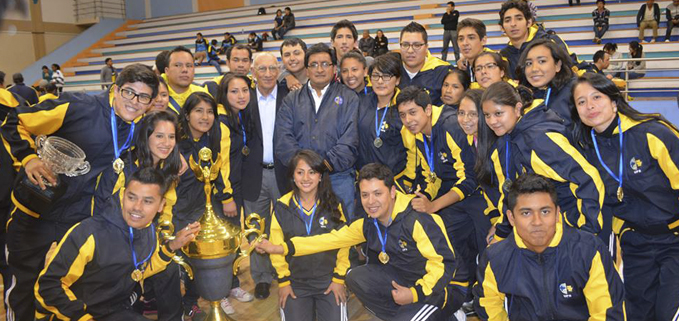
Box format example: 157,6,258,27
35,135,46,157
67,161,91,177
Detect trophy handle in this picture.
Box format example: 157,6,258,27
67,161,90,177
233,214,267,275
35,135,46,156
172,255,194,280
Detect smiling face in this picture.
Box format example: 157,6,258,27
293,159,321,197
482,100,521,136
282,44,305,74
114,82,154,122
400,32,428,72
254,55,280,93
187,100,215,139
151,82,170,112
457,27,486,62
227,77,250,113
122,180,166,229
573,82,617,133
307,52,334,90
524,45,561,89
441,73,465,106
332,27,357,60
148,120,176,165
475,55,504,89
458,97,479,136
340,57,366,91
507,192,558,254
501,8,531,44
359,178,396,222
228,48,251,76
370,68,399,99
398,101,431,135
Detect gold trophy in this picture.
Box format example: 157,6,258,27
184,147,266,321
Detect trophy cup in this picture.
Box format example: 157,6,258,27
183,147,266,321
14,135,90,214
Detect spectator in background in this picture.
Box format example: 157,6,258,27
359,30,375,57
272,9,284,40
248,32,263,52
592,0,610,44
0,71,26,120
277,7,295,39
637,0,660,43
220,32,237,54
207,39,223,74
154,50,170,76
8,73,38,105
50,63,64,93
194,32,208,65
41,65,52,82
582,50,614,79
626,41,646,79
100,57,117,90
569,0,580,6
603,43,624,74
38,83,59,104
440,1,460,62
278,38,308,91
373,29,389,56
665,0,679,42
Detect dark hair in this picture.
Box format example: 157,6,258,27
603,43,617,52
167,46,194,66
179,92,221,160
12,73,23,84
280,37,308,56
215,72,251,131
211,39,218,45
227,44,252,61
224,31,231,36
288,149,343,223
125,167,171,196
305,43,336,68
593,50,606,63
0,71,4,85
196,32,203,37
571,73,679,147
444,68,471,92
134,110,182,184
340,50,366,69
285,7,291,11
52,63,61,70
474,51,509,82
458,18,487,39
105,57,113,64
115,64,160,99
481,81,534,114
369,53,402,80
628,41,643,66
517,39,574,91
499,0,532,26
331,19,358,41
41,65,49,71
400,21,428,43
506,173,558,212
155,50,170,74
396,85,431,110
358,163,395,190
468,88,497,186
249,32,256,37
596,0,605,4
45,82,57,94
447,1,455,6
276,9,282,14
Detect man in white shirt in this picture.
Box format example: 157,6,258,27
637,0,660,42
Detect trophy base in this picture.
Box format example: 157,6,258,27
189,254,236,301
202,300,235,321
13,169,66,214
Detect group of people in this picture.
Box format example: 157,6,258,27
593,0,679,44
0,0,677,321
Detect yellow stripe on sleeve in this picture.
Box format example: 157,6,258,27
412,220,446,297
647,133,679,190
478,263,509,321
583,251,614,320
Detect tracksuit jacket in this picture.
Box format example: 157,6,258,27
160,74,210,115
398,51,451,106
284,192,469,308
474,221,626,320
274,81,359,173
270,192,350,291
0,90,136,223
530,77,577,129
490,102,604,239
35,193,174,320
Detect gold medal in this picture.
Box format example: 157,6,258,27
378,251,390,264
428,172,437,183
374,137,383,148
113,158,124,174
242,146,250,156
617,186,624,202
131,269,143,282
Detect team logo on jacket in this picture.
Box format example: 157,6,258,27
319,217,328,229
398,239,408,252
381,121,389,132
334,96,343,105
559,283,573,298
439,152,448,163
629,157,642,174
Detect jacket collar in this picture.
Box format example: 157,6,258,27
421,51,450,73
508,24,539,48
390,191,415,222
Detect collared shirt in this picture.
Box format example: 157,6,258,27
257,85,278,164
309,82,330,113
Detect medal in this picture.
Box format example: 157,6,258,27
428,172,437,183
378,251,390,264
242,146,250,156
374,106,389,149
239,112,249,156
503,179,512,193
131,269,143,282
128,225,156,284
591,116,625,203
374,137,383,148
617,186,624,202
113,158,124,174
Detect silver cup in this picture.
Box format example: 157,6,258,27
36,135,90,178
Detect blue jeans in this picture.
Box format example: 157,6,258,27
208,59,222,75
627,71,645,79
329,170,355,221
594,25,608,39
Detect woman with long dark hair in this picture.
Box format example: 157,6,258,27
441,69,470,110
150,77,170,112
571,72,679,320
477,81,604,241
625,41,646,79
270,149,349,321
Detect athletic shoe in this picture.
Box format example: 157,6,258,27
230,287,254,302
220,297,236,315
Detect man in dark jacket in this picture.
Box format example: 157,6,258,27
8,73,38,105
274,43,359,220
637,0,661,42
474,174,626,320
277,7,295,39
358,30,375,57
440,1,460,62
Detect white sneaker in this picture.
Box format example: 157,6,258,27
230,287,254,302
651,39,656,43
220,297,236,315
666,39,671,42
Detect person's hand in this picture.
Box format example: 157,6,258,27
324,281,347,306
169,222,200,251
391,281,414,305
285,75,302,91
457,58,468,71
278,285,297,309
255,238,285,254
411,191,434,213
223,201,237,217
606,74,614,80
597,26,602,31
25,158,56,190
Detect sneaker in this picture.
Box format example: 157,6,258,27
651,39,656,43
230,287,254,302
220,297,236,315
183,305,206,321
666,39,671,42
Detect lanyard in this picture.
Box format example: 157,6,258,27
168,96,181,114
238,111,247,148
591,117,623,193
111,107,135,160
375,105,389,139
364,86,368,96
128,224,156,271
373,218,389,255
505,138,511,181
423,134,435,175
544,87,552,107
295,196,318,235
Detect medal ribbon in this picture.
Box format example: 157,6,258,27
295,196,318,235
544,87,552,107
128,224,156,274
505,138,511,183
591,116,623,192
238,111,247,149
372,218,388,257
111,107,135,161
374,105,389,139
423,134,435,176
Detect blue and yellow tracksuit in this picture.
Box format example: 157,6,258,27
203,74,254,99
35,192,175,321
530,77,577,129
160,73,210,115
473,219,626,320
0,87,25,122
582,113,679,320
283,192,468,320
491,102,605,239
399,51,451,106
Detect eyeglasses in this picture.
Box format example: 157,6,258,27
256,65,279,73
370,73,394,82
400,42,426,51
120,87,153,105
309,62,333,70
474,63,498,73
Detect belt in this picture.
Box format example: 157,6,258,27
262,163,275,169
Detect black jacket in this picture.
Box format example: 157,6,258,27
637,3,661,26
8,83,38,105
440,10,460,30
398,52,451,106
530,76,577,129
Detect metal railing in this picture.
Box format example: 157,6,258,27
74,0,125,23
603,57,679,100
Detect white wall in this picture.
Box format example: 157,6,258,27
42,0,77,24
